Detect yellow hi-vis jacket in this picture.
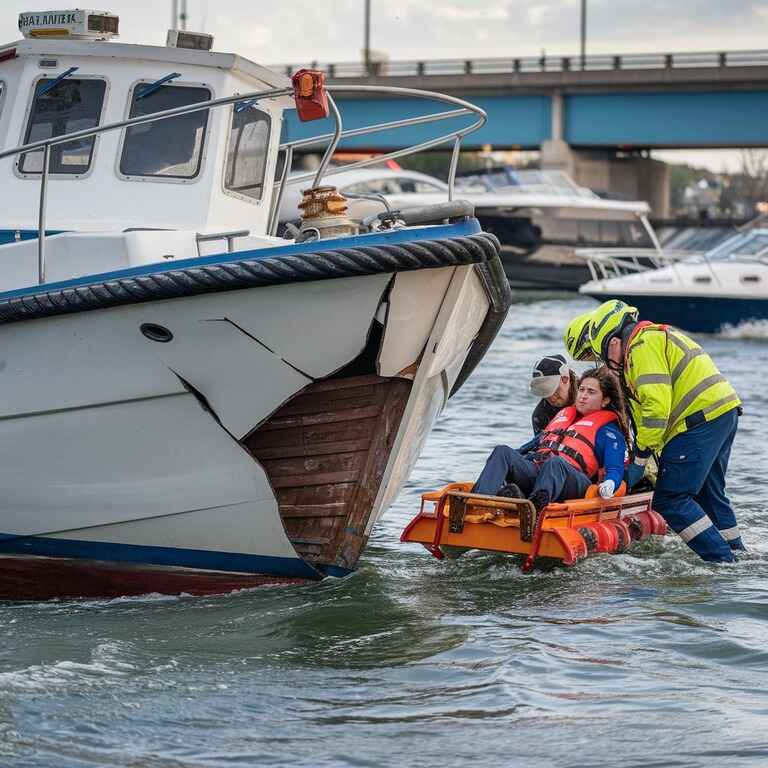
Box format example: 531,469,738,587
623,322,741,453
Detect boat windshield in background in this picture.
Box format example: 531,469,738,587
456,166,596,199
703,230,768,261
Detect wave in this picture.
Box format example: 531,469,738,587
716,319,768,340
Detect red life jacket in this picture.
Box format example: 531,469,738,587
533,405,618,479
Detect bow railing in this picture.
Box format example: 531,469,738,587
0,82,486,285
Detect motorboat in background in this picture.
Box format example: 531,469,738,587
280,166,655,290
578,228,768,333
0,10,511,599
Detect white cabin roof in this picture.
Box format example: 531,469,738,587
1,38,291,91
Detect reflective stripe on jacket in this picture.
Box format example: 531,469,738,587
534,405,619,479
623,322,741,453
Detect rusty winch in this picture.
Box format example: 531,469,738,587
298,186,358,239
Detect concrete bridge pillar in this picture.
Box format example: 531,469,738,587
540,91,576,176
540,91,670,216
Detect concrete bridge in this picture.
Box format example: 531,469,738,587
278,50,768,215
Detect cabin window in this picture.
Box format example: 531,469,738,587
19,78,106,175
120,83,210,179
224,107,271,201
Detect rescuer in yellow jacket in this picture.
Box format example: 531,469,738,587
584,299,743,562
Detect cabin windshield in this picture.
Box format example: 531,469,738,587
19,77,106,175
120,83,211,179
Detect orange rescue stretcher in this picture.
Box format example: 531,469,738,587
400,482,668,572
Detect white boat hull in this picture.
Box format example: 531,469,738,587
0,234,502,597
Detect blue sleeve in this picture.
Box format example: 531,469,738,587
595,425,627,487
518,434,541,455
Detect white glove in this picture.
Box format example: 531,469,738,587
598,479,616,499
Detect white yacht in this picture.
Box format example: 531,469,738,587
578,228,768,333
0,10,511,599
280,166,653,290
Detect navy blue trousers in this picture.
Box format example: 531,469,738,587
472,446,591,501
654,408,742,563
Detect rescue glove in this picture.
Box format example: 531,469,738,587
598,479,616,499
625,462,644,490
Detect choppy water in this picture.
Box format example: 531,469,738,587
2,295,768,767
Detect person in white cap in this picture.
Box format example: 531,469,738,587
529,354,577,434
472,367,630,506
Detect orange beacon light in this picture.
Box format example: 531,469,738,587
291,69,330,122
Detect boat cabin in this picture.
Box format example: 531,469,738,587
0,9,295,285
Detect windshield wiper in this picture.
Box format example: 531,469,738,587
37,66,79,96
136,72,181,100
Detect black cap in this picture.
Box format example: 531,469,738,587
533,354,568,377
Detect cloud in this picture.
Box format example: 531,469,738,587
1,0,765,62
435,5,510,22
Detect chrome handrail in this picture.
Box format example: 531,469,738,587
0,80,486,283
281,85,485,195
196,229,250,254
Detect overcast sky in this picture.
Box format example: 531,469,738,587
5,1,766,64
3,1,766,169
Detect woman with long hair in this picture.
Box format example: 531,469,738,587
473,367,630,513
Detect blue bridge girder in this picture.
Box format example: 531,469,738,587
278,49,768,151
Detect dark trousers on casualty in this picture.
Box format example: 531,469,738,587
472,445,591,501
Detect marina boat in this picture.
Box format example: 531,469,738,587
578,228,768,333
0,10,511,599
280,166,655,290
401,483,668,571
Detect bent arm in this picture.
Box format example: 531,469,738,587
596,425,627,488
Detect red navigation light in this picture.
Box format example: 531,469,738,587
291,69,329,122
0,48,17,63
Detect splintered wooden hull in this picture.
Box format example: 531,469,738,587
244,374,412,575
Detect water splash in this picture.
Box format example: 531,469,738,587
716,318,768,340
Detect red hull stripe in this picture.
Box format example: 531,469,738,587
0,555,309,600
0,532,323,579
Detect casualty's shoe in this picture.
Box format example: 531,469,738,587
496,482,524,499
528,489,551,513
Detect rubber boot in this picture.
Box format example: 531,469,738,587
496,482,524,499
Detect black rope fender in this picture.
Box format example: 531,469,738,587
0,232,501,325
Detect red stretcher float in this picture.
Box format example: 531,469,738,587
400,482,668,572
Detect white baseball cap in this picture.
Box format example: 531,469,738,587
529,354,571,398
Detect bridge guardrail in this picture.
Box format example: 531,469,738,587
275,49,768,79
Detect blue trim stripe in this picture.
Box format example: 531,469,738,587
0,533,326,580
0,219,482,303
314,563,353,578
